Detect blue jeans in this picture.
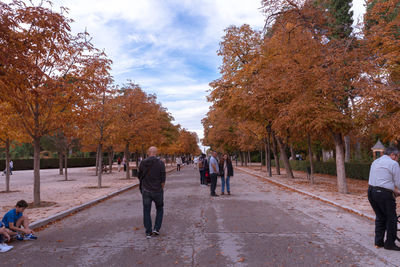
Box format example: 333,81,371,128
142,190,164,235
221,176,230,193
199,169,206,184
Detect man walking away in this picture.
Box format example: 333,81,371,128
209,151,219,197
368,146,400,250
138,146,166,239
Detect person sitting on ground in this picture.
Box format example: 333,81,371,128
0,221,13,253
2,200,37,241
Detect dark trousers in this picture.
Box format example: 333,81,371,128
368,186,397,247
199,169,205,184
142,190,164,235
210,173,218,196
177,164,181,171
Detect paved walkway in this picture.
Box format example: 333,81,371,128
2,167,399,266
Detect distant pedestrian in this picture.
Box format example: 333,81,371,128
198,154,206,185
3,160,13,176
138,147,166,239
219,154,234,195
117,157,122,172
176,157,182,171
9,161,13,175
194,156,198,169
368,146,400,251
122,157,127,172
209,151,219,197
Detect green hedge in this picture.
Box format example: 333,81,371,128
0,158,98,171
272,160,371,181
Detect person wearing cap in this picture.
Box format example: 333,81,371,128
368,146,400,251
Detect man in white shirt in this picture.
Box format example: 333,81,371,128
209,151,219,197
368,146,400,251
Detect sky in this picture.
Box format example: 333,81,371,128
55,0,366,147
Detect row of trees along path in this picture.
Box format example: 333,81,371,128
0,1,200,206
203,0,400,194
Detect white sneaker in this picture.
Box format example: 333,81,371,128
0,243,13,253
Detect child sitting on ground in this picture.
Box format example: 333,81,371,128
2,200,37,241
0,221,13,252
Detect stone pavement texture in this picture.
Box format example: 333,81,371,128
3,167,399,266
0,165,175,224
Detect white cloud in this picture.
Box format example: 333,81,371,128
50,0,262,142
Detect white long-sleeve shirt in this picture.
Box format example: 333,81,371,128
368,155,400,191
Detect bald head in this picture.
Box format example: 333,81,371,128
148,146,158,157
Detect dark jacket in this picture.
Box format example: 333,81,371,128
138,156,166,193
219,159,234,177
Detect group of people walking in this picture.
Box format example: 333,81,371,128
198,151,233,197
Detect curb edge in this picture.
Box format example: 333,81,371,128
237,167,374,221
30,167,176,230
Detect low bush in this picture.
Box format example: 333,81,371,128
0,158,97,171
271,160,371,180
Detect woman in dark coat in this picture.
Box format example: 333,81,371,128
219,154,234,195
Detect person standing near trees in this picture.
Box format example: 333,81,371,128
122,157,126,172
176,156,182,171
368,146,400,251
117,157,122,172
209,151,219,197
138,146,166,239
219,154,233,195
198,154,206,185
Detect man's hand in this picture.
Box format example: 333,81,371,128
3,231,10,241
161,183,165,189
394,188,400,197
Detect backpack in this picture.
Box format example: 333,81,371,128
198,158,204,169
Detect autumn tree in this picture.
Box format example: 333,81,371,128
0,1,104,204
359,0,400,142
0,101,26,192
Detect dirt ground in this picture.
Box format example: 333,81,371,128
237,165,377,219
0,163,176,223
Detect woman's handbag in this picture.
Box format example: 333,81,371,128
219,169,224,177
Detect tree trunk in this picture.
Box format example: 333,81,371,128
240,152,244,166
333,132,348,194
97,143,103,188
125,143,130,179
265,137,272,177
109,149,114,173
259,149,263,170
355,138,362,161
5,139,10,192
248,151,251,165
290,145,295,161
272,133,280,175
95,145,99,176
58,151,63,175
64,150,68,181
33,136,41,206
276,136,294,178
344,135,351,163
307,134,315,184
